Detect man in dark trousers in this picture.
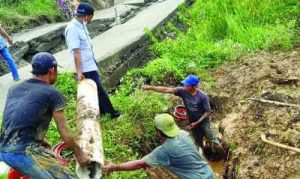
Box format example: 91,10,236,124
65,3,120,118
0,52,91,178
142,74,221,150
102,114,215,179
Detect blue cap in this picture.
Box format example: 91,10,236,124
76,3,94,16
181,75,200,86
31,52,57,75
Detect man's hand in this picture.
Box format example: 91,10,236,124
7,37,13,46
75,150,92,166
142,85,152,90
42,138,51,149
187,122,198,130
77,72,85,81
142,85,174,94
102,162,117,174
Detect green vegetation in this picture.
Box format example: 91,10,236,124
143,0,299,86
0,0,62,33
44,0,300,178
0,0,298,177
47,73,78,144
50,73,171,178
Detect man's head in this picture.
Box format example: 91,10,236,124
181,74,200,92
76,3,94,24
155,114,179,138
31,52,58,84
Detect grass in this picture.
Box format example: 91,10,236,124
144,0,299,85
0,0,62,33
50,73,171,178
0,0,299,178
49,0,299,178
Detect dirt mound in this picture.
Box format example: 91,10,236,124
211,49,300,178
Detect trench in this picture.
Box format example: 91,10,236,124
1,0,233,178
102,0,232,177
130,94,233,178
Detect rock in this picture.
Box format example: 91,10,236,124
0,59,9,75
87,23,107,38
36,38,61,53
81,0,114,9
9,41,29,62
124,0,145,7
16,59,30,67
145,0,158,3
39,29,63,43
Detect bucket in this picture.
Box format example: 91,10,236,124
173,105,189,127
53,142,73,165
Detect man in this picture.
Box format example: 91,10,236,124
0,25,19,81
0,52,91,178
142,74,221,150
65,3,120,118
102,114,214,179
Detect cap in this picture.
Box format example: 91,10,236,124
76,3,94,16
31,52,57,75
181,74,200,86
155,114,179,137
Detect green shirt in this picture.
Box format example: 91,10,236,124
143,130,214,179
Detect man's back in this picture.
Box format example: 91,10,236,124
0,79,65,154
143,130,214,179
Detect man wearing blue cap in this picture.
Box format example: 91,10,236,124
143,75,221,151
65,3,120,119
0,52,91,178
102,114,214,179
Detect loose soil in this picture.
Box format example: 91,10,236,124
210,49,300,178
144,49,300,179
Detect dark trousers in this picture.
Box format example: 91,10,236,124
191,119,219,149
83,71,116,115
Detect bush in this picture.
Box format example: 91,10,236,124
0,0,62,33
45,1,299,178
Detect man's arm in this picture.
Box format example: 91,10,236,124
142,85,175,94
52,110,90,166
0,26,13,45
73,48,85,81
188,110,211,129
188,94,212,129
102,159,149,173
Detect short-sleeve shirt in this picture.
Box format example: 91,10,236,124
143,130,214,179
173,87,211,122
65,18,98,73
0,25,7,50
0,79,66,154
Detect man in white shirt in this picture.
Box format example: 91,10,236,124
65,3,120,118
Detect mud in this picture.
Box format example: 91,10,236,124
210,49,300,178
132,50,300,178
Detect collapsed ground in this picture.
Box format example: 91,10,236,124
207,49,300,178
142,49,300,179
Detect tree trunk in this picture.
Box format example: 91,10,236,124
76,79,104,179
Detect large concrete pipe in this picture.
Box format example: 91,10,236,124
76,79,104,179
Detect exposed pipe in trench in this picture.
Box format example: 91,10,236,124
76,79,104,179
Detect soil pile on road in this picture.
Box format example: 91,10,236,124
211,49,300,178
